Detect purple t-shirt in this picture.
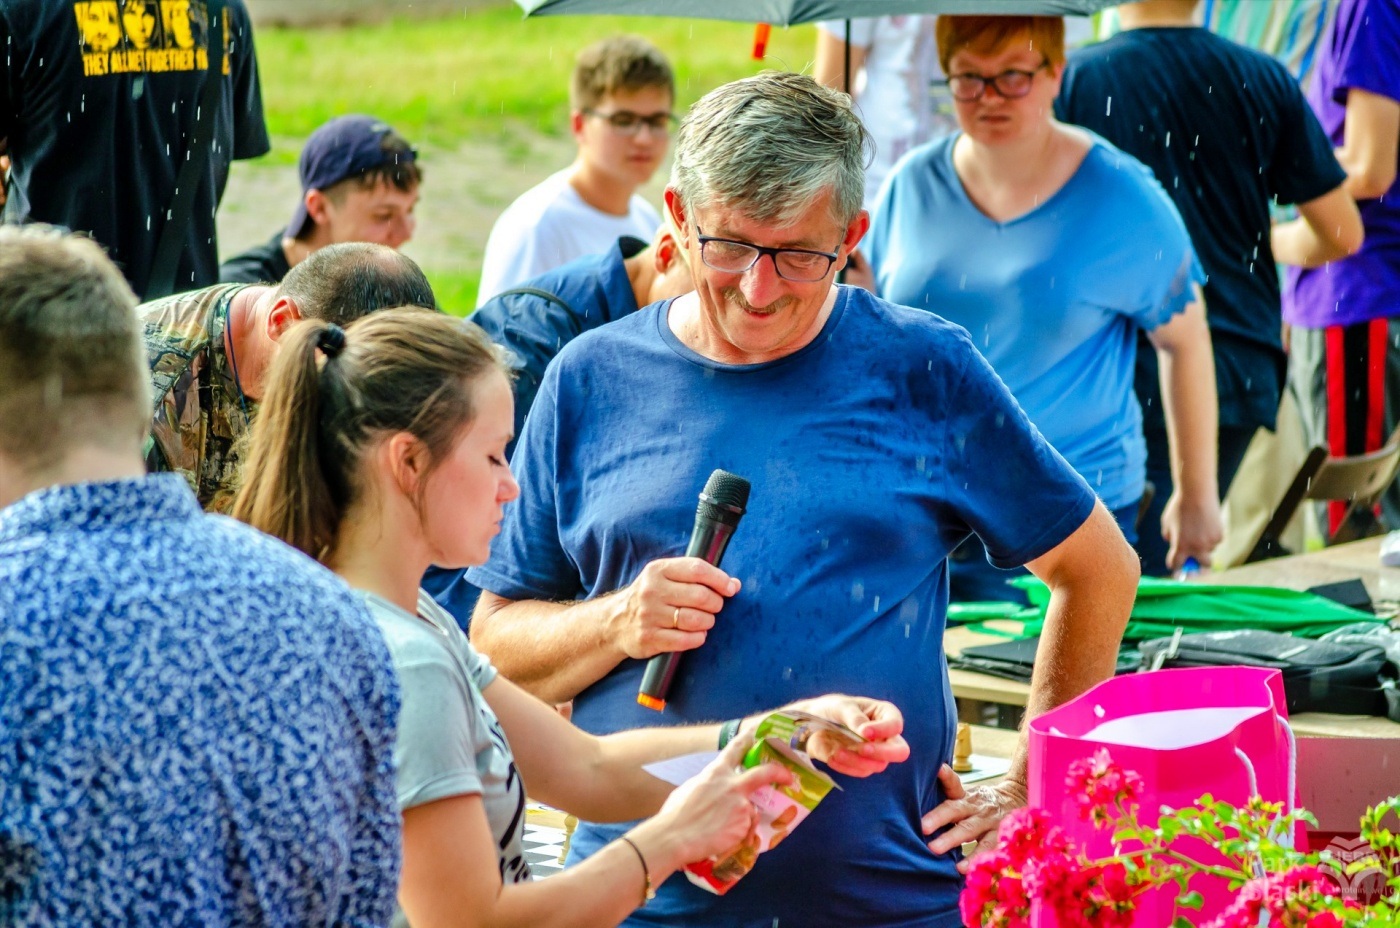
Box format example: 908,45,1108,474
1283,0,1400,329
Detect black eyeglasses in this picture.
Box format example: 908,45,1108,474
583,109,678,135
946,64,1049,102
695,225,840,283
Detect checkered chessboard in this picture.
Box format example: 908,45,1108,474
523,805,570,878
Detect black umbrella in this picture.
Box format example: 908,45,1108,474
515,0,1118,27
515,0,1118,94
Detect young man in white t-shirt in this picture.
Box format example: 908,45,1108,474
476,35,673,306
814,16,950,209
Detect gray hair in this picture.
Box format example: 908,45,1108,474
670,71,871,228
0,225,149,471
276,242,438,324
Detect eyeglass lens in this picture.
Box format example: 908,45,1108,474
700,239,833,282
591,110,674,134
948,69,1037,101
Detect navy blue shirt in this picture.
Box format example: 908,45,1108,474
469,289,1095,927
0,476,400,926
1058,26,1346,430
470,234,646,453
219,230,292,284
424,235,646,627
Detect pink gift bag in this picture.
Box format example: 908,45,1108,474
1027,667,1298,925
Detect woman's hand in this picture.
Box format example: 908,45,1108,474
640,733,793,869
773,694,910,777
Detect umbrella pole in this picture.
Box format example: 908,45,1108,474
838,18,852,286
843,18,852,94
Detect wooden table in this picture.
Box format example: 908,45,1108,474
945,536,1400,740
1198,535,1390,599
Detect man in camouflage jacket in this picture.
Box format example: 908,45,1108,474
142,242,437,510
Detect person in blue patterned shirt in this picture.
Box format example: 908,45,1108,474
0,225,402,927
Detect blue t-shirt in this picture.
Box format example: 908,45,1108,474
1058,27,1346,430
0,476,400,926
469,288,1095,927
425,236,648,628
866,134,1202,511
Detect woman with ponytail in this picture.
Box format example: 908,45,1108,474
233,308,909,928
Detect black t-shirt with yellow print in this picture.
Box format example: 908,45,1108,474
0,0,269,300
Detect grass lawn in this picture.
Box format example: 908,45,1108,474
253,5,820,154
421,271,483,320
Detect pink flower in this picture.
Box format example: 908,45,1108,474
1022,850,1080,916
1201,867,1342,928
1065,748,1145,827
1084,860,1139,927
996,807,1069,866
1037,860,1139,928
1305,913,1344,928
1277,865,1337,896
959,850,1030,928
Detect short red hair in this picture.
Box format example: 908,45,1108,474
935,16,1066,74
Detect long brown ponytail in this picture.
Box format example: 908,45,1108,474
232,307,504,561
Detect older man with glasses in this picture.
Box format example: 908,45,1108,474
476,34,675,305
466,70,1138,927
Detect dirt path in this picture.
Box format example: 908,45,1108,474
217,129,670,303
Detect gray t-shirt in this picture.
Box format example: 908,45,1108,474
363,591,531,899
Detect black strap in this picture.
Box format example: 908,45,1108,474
146,0,226,300
493,286,576,319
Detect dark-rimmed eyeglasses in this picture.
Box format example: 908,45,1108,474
696,225,841,283
583,109,678,135
946,64,1049,102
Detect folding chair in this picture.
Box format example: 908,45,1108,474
1245,426,1400,563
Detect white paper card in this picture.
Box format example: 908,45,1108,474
644,750,718,786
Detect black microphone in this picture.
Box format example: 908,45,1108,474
637,469,751,711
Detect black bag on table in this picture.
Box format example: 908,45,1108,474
1138,629,1397,719
950,635,1140,684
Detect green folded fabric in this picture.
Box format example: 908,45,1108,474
946,601,1035,625
968,577,1390,642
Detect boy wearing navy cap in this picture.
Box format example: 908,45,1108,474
220,114,421,284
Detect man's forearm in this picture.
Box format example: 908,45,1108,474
1271,217,1350,268
470,593,629,704
1011,506,1139,784
1007,577,1135,783
1337,88,1400,201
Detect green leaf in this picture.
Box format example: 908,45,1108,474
1170,917,1195,928
1176,891,1204,910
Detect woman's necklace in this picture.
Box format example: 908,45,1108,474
223,298,251,425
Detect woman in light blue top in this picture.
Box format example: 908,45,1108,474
864,14,1221,598
233,308,910,928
